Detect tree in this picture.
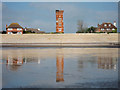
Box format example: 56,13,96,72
87,26,96,33
2,31,6,34
76,20,88,33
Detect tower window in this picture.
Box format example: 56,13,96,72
59,28,62,31
58,18,61,21
59,23,62,26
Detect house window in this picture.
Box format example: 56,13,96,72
8,28,13,30
59,28,62,31
112,28,115,30
104,24,107,27
17,28,22,30
8,32,13,34
101,28,104,30
107,28,110,30
17,32,22,34
109,24,111,27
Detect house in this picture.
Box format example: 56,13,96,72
6,23,23,34
95,21,117,33
24,28,45,34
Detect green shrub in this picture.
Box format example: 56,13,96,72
50,32,54,34
112,29,117,33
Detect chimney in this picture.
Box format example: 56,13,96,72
6,24,7,28
114,21,116,27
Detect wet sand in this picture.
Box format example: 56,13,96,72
1,47,118,88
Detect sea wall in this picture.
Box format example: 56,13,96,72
1,33,119,47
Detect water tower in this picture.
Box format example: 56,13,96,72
56,10,64,33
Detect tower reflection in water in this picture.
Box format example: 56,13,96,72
56,54,64,82
97,57,117,70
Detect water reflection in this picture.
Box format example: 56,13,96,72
56,54,64,82
6,56,23,71
97,57,117,70
6,55,41,71
23,57,40,64
2,48,118,88
5,50,117,73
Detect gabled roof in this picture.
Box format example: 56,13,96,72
98,23,117,29
7,23,23,28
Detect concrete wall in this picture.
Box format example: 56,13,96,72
1,33,119,47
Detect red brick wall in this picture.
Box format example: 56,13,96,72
56,10,64,33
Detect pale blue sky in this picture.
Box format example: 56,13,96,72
2,2,118,33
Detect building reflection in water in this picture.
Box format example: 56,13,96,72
6,55,41,71
97,57,117,70
6,55,23,71
56,54,64,82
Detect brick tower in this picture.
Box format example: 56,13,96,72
56,10,64,33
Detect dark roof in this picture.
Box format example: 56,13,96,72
25,28,45,33
56,10,59,12
7,23,23,28
56,10,64,12
98,23,117,29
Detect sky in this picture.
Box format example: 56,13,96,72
1,0,120,2
2,2,118,33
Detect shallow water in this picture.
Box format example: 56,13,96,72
1,47,118,88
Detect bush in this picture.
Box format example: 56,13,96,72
76,28,88,33
50,32,54,34
2,31,7,34
112,29,117,33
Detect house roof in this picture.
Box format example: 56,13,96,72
25,28,45,33
98,23,117,29
7,23,23,28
